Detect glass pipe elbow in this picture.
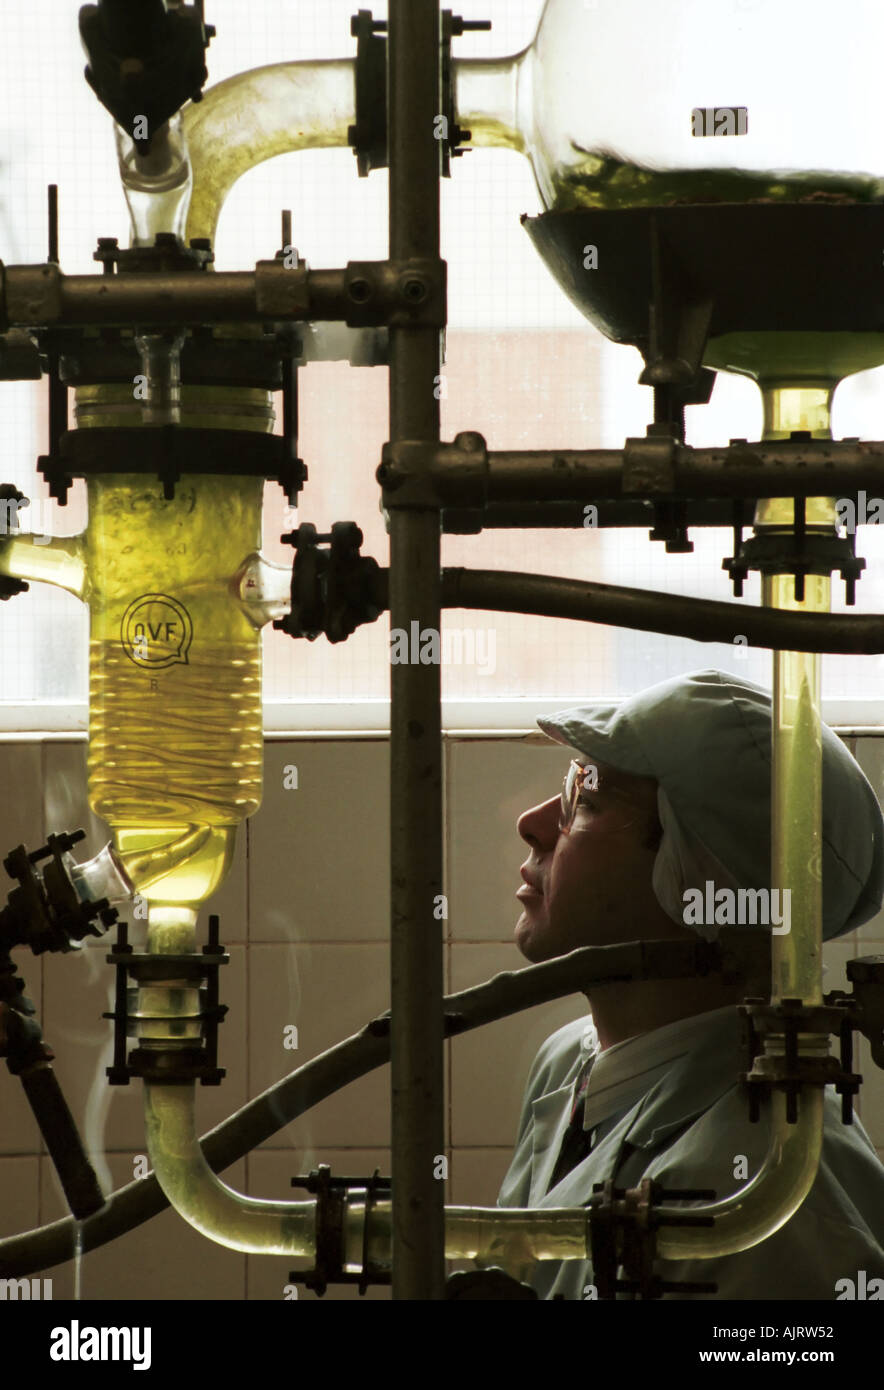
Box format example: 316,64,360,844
112,59,354,247
181,60,356,246
656,1088,824,1261
145,1083,316,1256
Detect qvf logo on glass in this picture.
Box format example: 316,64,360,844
121,594,193,669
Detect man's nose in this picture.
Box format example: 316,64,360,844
517,795,560,847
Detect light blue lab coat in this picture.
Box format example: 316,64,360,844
497,1008,884,1300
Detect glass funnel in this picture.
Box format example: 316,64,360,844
0,386,291,939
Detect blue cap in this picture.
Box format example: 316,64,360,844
536,668,884,941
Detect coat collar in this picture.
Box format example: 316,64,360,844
528,1007,745,1206
621,1005,744,1147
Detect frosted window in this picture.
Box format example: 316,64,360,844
1,0,882,725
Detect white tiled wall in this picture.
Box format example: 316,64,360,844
1,733,883,1299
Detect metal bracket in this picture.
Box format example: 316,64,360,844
0,831,118,956
79,0,214,155
254,258,311,320
378,431,489,508
589,1176,718,1300
0,329,42,380
343,258,447,328
622,431,679,495
288,1164,392,1296
739,997,862,1124
2,262,63,329
724,486,865,604
845,956,884,1068
348,10,492,178
45,426,292,505
103,915,228,1086
638,212,715,387
273,521,385,644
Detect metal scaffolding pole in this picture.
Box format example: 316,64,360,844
387,0,446,1298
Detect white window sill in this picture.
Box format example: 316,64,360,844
0,698,882,738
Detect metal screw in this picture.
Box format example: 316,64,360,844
348,278,372,303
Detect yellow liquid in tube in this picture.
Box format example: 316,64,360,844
85,472,263,909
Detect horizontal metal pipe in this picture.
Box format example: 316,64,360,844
383,440,884,505
437,568,884,653
62,272,261,322
1,265,352,327
481,444,884,502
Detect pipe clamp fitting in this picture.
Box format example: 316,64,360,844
379,432,488,508
4,263,63,327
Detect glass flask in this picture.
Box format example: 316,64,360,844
456,0,884,390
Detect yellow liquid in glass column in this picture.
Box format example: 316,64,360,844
85,474,264,908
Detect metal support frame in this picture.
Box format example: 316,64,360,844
388,0,446,1300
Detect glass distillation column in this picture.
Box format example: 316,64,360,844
87,469,261,949
0,377,289,952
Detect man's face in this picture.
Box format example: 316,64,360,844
514,757,669,963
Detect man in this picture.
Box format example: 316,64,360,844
498,668,884,1299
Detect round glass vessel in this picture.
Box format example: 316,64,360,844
456,0,884,391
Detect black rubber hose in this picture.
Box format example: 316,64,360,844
0,936,718,1276
436,569,884,654
19,1064,106,1220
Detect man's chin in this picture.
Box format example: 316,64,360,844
515,911,557,964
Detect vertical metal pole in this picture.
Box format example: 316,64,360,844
388,0,446,1299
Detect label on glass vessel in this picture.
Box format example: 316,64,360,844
691,106,749,137
121,593,193,669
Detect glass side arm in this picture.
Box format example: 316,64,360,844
453,52,530,153
0,532,87,600
233,552,292,629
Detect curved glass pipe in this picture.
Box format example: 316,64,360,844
112,62,355,248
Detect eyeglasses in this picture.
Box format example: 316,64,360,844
558,758,640,834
